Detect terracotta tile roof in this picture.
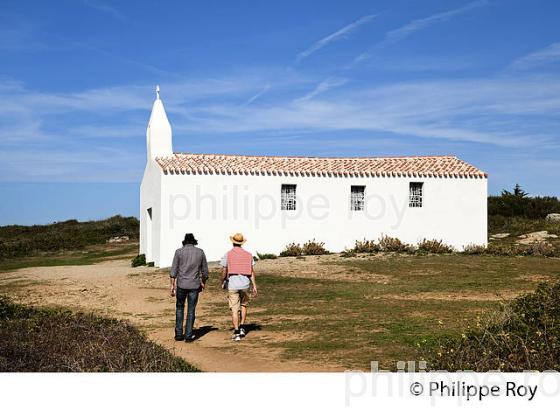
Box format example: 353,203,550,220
155,153,487,178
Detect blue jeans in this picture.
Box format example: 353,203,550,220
175,287,200,338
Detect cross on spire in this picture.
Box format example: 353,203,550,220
147,84,172,160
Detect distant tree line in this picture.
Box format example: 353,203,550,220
488,184,560,219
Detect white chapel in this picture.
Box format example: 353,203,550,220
140,88,487,266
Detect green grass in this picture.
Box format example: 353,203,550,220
0,243,137,273
203,254,560,370
326,254,560,293
0,278,44,293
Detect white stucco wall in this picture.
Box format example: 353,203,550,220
141,164,487,266
139,160,163,263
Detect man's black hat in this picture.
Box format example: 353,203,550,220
182,233,198,246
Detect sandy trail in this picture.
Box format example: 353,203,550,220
1,258,344,372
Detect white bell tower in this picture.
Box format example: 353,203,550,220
146,85,173,160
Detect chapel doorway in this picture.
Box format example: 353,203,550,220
146,207,153,262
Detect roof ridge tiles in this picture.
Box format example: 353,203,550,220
155,152,486,178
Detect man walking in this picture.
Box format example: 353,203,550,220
220,233,258,341
170,233,208,342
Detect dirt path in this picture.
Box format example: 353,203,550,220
0,258,344,372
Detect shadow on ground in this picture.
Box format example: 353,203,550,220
224,323,263,335
194,325,219,339
242,323,262,336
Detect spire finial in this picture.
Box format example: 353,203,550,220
156,85,160,100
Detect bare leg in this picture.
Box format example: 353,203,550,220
231,308,240,330
240,305,247,326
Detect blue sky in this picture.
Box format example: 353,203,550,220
1,0,559,225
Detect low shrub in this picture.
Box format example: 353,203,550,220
0,296,197,372
279,243,303,257
279,241,329,256
378,236,413,253
489,215,560,237
302,239,329,255
353,239,380,253
256,252,278,260
462,244,487,255
417,239,455,254
340,248,357,258
485,241,560,257
486,242,523,256
527,241,558,257
421,281,560,371
131,254,146,267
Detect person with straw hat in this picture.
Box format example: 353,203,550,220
220,232,258,341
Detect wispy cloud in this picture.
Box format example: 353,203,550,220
83,0,125,21
296,14,377,62
242,84,271,106
509,42,560,71
0,145,140,182
368,56,477,72
355,0,487,63
1,69,560,182
385,0,486,44
174,75,560,149
294,77,348,102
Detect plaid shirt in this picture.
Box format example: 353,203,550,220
170,245,209,290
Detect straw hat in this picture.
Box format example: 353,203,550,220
230,232,247,245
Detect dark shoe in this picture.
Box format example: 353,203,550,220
184,334,196,342
174,335,184,341
239,326,246,337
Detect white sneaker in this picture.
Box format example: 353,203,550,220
232,333,241,341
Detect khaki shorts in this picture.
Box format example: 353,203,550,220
227,289,250,313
